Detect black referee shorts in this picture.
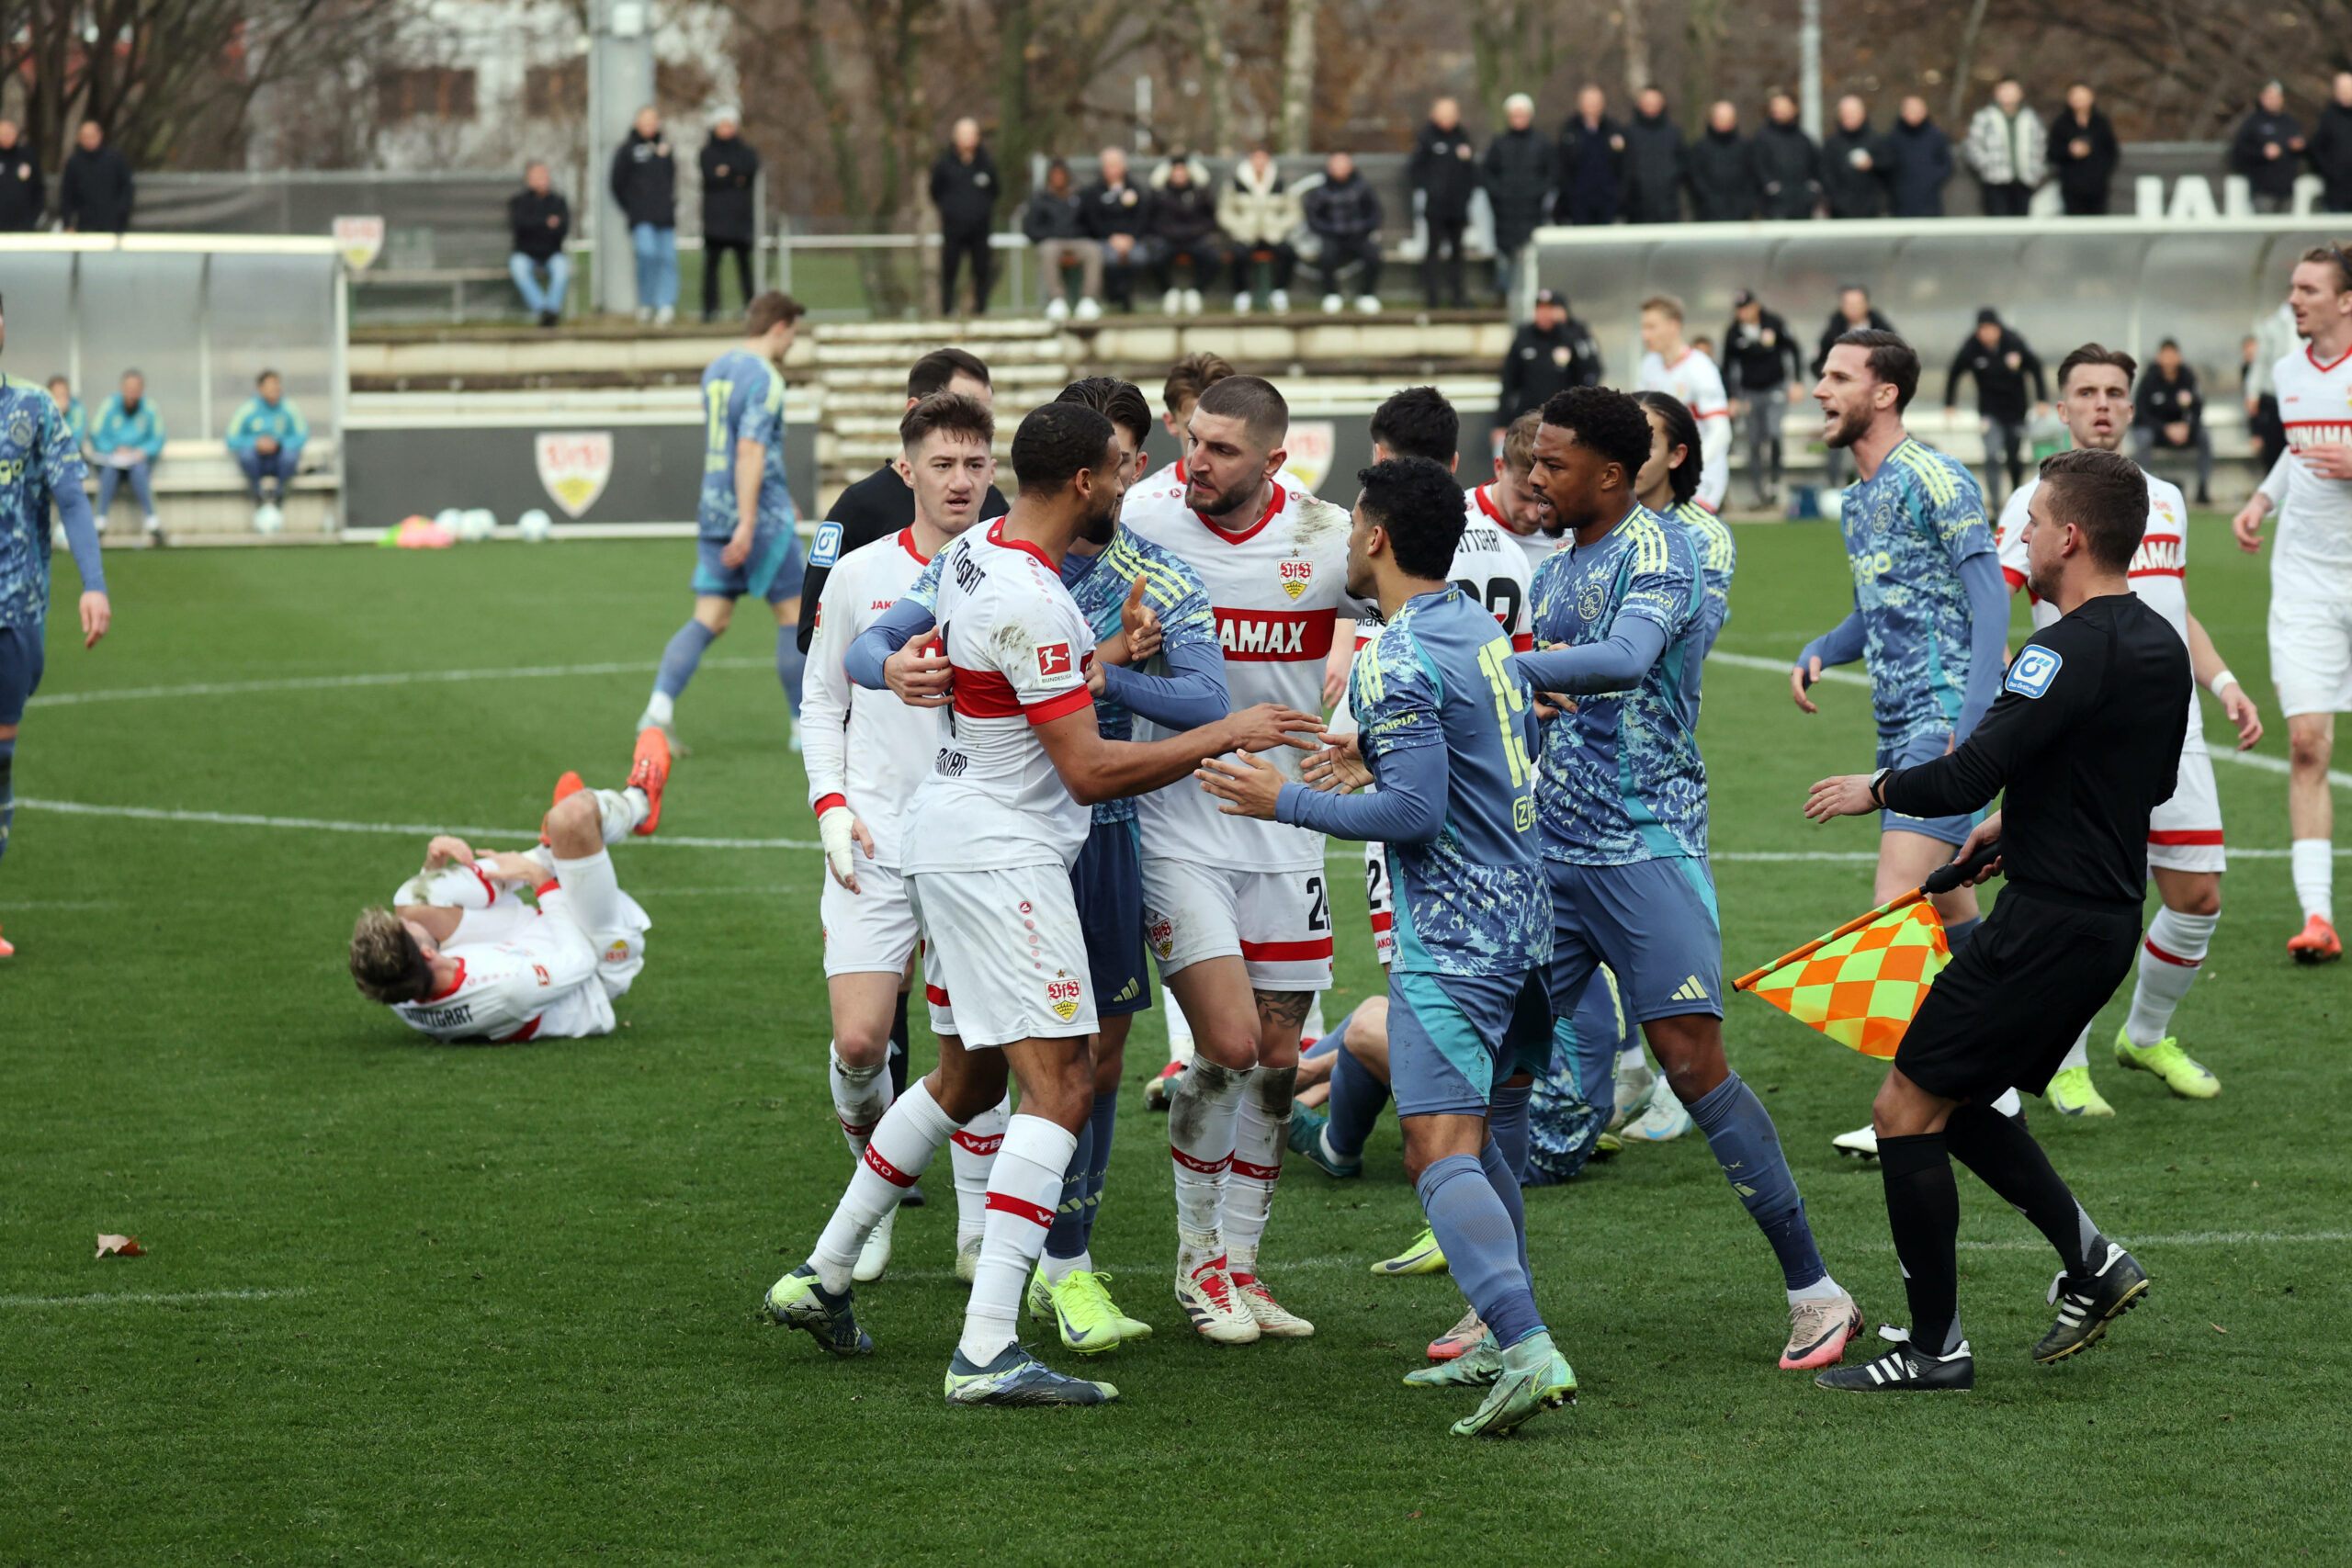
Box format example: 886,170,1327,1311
1894,885,2143,1101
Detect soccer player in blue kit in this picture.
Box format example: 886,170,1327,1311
0,293,112,958
636,291,808,750
1516,387,1862,1372
1199,456,1575,1437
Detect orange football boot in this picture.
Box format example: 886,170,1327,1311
628,728,672,836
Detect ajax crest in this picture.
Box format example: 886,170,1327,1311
536,431,615,518
1280,557,1315,601
1046,976,1083,1021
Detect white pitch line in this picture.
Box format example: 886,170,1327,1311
25,658,771,708
1857,1229,2352,1255
15,798,820,851
0,1286,311,1308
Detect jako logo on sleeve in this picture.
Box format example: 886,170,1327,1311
2006,645,2064,698
808,521,843,567
1036,642,1073,678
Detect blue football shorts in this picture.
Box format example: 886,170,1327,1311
1544,854,1724,1026
692,520,804,603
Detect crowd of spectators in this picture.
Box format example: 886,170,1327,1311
0,118,133,232
32,364,316,541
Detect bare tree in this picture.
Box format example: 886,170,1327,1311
1280,0,1317,152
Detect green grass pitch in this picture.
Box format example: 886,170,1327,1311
3,519,2347,1565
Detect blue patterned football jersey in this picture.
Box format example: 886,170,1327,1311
1351,587,1550,978
696,348,795,541
1666,498,1736,654
1525,504,1709,865
1837,436,1994,746
0,376,94,627
1061,527,1218,824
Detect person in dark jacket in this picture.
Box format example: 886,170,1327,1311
1821,96,1887,218
699,110,760,321
1495,288,1603,430
1880,96,1952,217
1304,151,1384,310
1685,101,1757,222
1945,307,2048,504
2046,84,2120,216
1080,146,1153,311
2132,338,2213,505
1622,87,1684,222
1144,154,1227,312
1722,289,1805,504
0,120,42,231
929,118,1000,315
1484,94,1555,299
1814,285,1898,487
1410,97,1480,308
59,120,132,234
609,106,677,322
507,161,572,326
1753,94,1823,219
2308,71,2352,213
1024,158,1101,320
1555,85,1624,228
2232,81,2306,213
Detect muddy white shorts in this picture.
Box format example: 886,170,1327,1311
907,863,1097,1049
1140,856,1335,993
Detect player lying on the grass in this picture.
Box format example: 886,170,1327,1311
763,402,1325,1407
1200,455,1577,1438
0,288,113,960
802,389,998,1287
1995,344,2264,1116
1803,449,2170,1393
348,731,670,1042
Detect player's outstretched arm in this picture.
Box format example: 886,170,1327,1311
846,598,949,706
1512,615,1667,697
1202,741,1447,843
1093,632,1230,730
1035,701,1321,807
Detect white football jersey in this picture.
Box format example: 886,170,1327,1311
1997,467,2199,742
803,528,953,868
1123,473,1361,871
2259,344,2352,591
899,522,1098,874
391,907,611,1043
1637,347,1732,513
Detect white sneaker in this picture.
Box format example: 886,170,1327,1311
1321,293,1344,313
1233,292,1253,314
956,1234,982,1282
1832,1123,1880,1160
654,304,675,326
1232,1272,1314,1337
1074,296,1102,321
854,1207,895,1283
1044,295,1070,322
1609,1062,1657,1132
1356,294,1383,313
1162,288,1184,314
1182,288,1204,314
1174,1256,1261,1345
1270,288,1290,311
1625,1081,1692,1142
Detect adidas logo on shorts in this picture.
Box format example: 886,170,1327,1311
1112,977,1141,1004
1670,975,1710,1003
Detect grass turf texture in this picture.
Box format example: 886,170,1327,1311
3,520,2347,1566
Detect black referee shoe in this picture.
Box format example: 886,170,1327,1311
2033,1243,2149,1363
1815,1327,1973,1393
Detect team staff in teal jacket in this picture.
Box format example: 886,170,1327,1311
91,369,164,539
224,369,308,506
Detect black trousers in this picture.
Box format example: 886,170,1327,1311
1228,243,1296,297
1979,180,2032,216
1422,218,1467,307
941,225,992,315
1309,234,1381,298
702,239,753,320
1981,415,2028,502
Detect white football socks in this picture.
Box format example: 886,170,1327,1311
2056,1029,2092,1074
828,1043,893,1160
950,1097,1010,1250
1164,995,1197,1065
1167,1057,1248,1268
548,848,623,941
810,1078,958,1293
2126,907,2218,1046
2291,840,2333,923
958,1113,1077,1366
1301,995,1327,1043
1222,1066,1294,1279
1991,1087,2023,1117
591,786,648,844
645,690,676,728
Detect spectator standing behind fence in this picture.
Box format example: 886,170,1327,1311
1754,93,1824,220
1945,308,2046,505
1686,101,1757,221
1410,97,1479,309
611,107,677,325
929,118,999,317
2046,85,2119,216
1622,87,1684,222
1218,145,1299,313
2231,82,2305,214
2132,338,2213,507
507,162,571,328
60,121,131,234
1025,158,1102,322
1306,150,1384,313
1964,81,2044,216
1822,96,1887,218
700,110,759,322
1554,85,1622,228
1723,289,1805,507
1884,96,1953,216
1080,147,1151,313
1495,287,1601,433
1484,96,1554,299
1813,286,1896,489
2308,73,2352,214
224,369,308,525
91,369,163,544
1145,153,1226,315
0,121,41,231
45,377,83,452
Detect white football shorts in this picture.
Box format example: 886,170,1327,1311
2268,590,2352,718
2147,738,2226,874
907,864,1096,1049
1141,856,1335,993
820,860,921,979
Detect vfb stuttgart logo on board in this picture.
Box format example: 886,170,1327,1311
536,431,615,519
1280,557,1314,601
1046,976,1083,1021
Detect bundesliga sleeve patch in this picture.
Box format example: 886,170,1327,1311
2005,644,2063,699
1035,641,1073,678
808,521,843,568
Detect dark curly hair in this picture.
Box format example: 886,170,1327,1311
1632,389,1703,507
1056,376,1154,449
1011,402,1117,496
1355,457,1466,581
1540,385,1652,483
1368,385,1459,466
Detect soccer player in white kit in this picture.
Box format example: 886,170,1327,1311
763,402,1323,1404
2233,246,2352,964
1121,375,1368,1343
348,732,671,1041
802,391,997,1285
1634,294,1732,514
1481,410,1568,576
1999,345,2266,1111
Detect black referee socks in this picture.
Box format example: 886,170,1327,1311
1945,1101,2098,1281
1878,1132,1963,1358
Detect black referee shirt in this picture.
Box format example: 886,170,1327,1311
793,463,1010,651
1878,592,2190,907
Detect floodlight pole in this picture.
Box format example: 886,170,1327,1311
1798,0,1823,141
589,0,657,317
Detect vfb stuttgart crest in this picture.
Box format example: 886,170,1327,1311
1046,975,1084,1021
536,431,614,518
1280,556,1315,601
1147,913,1175,959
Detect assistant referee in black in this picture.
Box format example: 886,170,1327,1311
1801,447,2191,1393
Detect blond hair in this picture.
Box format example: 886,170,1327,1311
1501,409,1544,475
350,907,433,1004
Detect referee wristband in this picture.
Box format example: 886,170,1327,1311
2208,670,2239,698
1867,767,1894,808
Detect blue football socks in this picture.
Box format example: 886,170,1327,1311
0,735,14,872
1688,1070,1828,1292
653,618,718,701
1416,1153,1544,1349
1077,1089,1117,1252
1043,1116,1096,1267
1322,1032,1390,1162
775,625,806,718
